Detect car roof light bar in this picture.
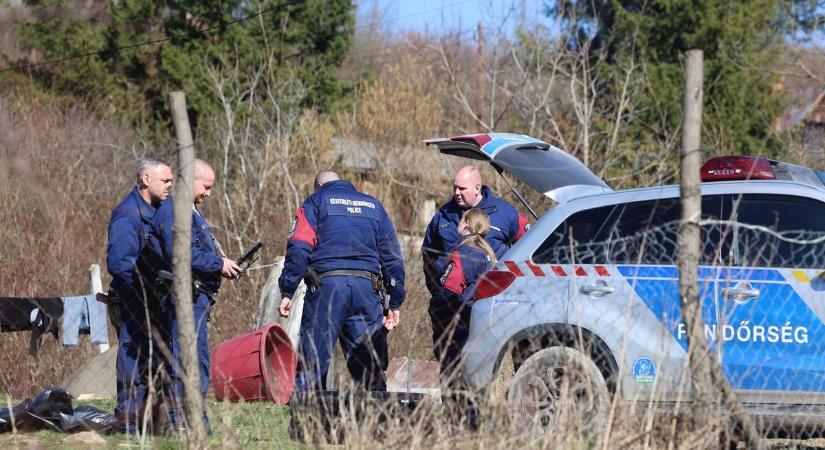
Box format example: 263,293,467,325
700,156,775,182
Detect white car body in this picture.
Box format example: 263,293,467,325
428,133,825,432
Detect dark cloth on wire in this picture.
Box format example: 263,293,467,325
0,297,64,357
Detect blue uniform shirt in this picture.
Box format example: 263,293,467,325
278,180,406,309
422,186,526,290
151,197,224,294
432,239,493,306
106,187,163,301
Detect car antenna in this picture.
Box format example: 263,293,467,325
492,163,540,220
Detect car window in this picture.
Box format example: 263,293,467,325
532,205,619,264
700,195,733,266
732,194,825,268
607,198,681,265
533,195,733,266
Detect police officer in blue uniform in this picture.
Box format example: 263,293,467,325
278,171,405,391
422,166,527,294
429,207,496,429
430,208,495,381
151,159,241,431
106,158,173,435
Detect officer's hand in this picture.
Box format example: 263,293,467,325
279,297,292,317
383,309,400,330
221,258,242,279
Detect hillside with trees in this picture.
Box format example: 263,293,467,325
0,0,824,404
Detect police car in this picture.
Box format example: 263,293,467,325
427,133,825,435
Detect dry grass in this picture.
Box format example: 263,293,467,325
0,23,820,448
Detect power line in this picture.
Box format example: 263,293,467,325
0,0,475,74
355,0,474,31
345,26,476,61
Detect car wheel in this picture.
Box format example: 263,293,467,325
507,346,609,436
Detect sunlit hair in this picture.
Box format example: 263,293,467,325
461,208,496,263
135,158,170,184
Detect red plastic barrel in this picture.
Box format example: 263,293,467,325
211,322,297,404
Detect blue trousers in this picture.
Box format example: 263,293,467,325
428,299,471,383
114,297,166,435
429,299,478,428
295,275,388,391
163,292,211,431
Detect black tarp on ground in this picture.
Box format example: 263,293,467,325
0,387,116,434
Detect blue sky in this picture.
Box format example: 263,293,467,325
357,0,547,35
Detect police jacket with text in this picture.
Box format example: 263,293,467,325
431,238,493,306
106,187,163,302
278,180,406,309
152,197,224,295
422,186,526,288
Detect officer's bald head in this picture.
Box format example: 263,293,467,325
194,159,214,181
193,159,216,205
314,171,340,191
453,166,483,208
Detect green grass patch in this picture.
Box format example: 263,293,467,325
0,398,298,449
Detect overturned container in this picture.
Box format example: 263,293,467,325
211,322,297,404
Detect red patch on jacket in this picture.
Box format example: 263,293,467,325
288,207,317,247
516,213,529,240
440,250,465,295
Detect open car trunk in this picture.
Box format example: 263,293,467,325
425,133,612,204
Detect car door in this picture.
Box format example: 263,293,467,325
720,193,825,404
582,195,730,402
529,203,621,337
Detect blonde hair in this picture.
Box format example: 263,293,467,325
461,208,496,263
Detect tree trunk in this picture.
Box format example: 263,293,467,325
169,91,208,448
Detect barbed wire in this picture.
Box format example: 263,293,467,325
699,219,825,245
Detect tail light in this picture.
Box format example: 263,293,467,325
700,156,775,182
475,269,517,301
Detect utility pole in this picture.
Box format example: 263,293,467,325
169,91,208,448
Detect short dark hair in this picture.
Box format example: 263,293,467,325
136,158,170,184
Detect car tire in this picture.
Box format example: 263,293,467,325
507,346,610,437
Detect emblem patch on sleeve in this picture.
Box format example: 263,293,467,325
287,217,297,239
439,262,454,286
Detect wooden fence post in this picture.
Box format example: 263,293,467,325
169,91,207,448
678,49,762,449
88,264,108,353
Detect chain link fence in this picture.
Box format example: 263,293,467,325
481,194,825,445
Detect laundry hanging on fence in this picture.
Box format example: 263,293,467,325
61,295,108,347
0,297,63,357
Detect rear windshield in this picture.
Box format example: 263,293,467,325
773,162,825,188
816,170,825,187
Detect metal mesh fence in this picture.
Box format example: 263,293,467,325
477,214,825,443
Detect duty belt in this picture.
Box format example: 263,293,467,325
306,269,385,305
318,269,375,280
156,270,217,298
193,279,218,297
